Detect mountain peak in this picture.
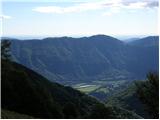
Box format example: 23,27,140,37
90,34,118,39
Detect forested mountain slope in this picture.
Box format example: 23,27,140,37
1,60,142,119
106,84,150,118
7,35,158,85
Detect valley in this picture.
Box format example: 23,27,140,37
72,80,132,101
1,35,159,119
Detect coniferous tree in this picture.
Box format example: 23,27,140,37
1,40,11,61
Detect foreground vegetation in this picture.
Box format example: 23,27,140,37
2,59,143,118
136,72,159,118
106,73,159,119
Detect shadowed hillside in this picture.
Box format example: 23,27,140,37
1,59,142,119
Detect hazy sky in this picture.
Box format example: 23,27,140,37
1,0,158,37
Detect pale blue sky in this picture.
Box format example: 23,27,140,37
1,0,159,37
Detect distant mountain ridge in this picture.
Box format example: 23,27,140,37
128,36,159,47
5,35,158,85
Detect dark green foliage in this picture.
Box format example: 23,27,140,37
87,104,113,118
135,72,159,118
2,60,64,118
87,104,142,119
62,102,80,118
1,109,34,119
106,84,150,118
1,40,11,61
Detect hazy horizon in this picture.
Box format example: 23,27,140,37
2,34,156,41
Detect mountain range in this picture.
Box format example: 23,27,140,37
8,35,158,85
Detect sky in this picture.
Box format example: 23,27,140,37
0,0,159,37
